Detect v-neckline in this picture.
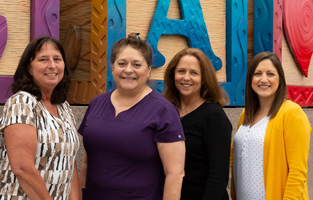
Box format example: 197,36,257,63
180,102,205,120
249,116,269,129
110,90,153,119
39,101,61,120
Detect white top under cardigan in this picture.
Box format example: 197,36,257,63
233,116,269,200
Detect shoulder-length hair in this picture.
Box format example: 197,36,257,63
11,36,71,104
163,48,229,107
243,51,287,125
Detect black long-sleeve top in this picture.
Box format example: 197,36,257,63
180,102,232,200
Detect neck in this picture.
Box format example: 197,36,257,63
40,90,53,102
179,95,205,117
258,97,274,116
115,85,151,100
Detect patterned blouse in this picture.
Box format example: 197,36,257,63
0,91,79,200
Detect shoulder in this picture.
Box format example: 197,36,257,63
274,100,310,127
148,91,178,110
92,91,111,102
147,91,180,117
4,91,38,108
148,90,175,106
60,101,73,113
201,102,227,116
277,100,303,116
88,91,112,107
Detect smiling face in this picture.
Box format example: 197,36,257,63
174,55,202,99
251,59,279,103
29,42,64,93
112,46,151,94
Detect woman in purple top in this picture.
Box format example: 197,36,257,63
78,33,186,200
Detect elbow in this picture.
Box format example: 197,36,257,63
10,163,33,178
165,170,185,181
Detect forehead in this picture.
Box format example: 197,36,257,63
36,42,60,55
116,46,144,60
255,59,277,71
177,55,200,66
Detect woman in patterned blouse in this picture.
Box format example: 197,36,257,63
0,36,80,199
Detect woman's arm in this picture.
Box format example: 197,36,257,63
283,107,311,199
79,151,88,200
69,163,80,200
4,124,52,200
157,141,185,200
203,109,232,199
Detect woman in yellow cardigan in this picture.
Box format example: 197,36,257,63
230,51,311,200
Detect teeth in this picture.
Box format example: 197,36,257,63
45,73,57,76
182,83,191,86
259,85,270,88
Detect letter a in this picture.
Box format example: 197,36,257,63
146,0,222,70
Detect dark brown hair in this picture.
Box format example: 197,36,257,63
163,48,229,107
111,33,152,66
243,51,287,125
11,36,71,104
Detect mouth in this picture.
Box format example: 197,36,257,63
258,85,270,89
44,73,58,76
122,77,136,80
181,83,192,88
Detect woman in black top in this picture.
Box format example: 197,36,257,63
164,48,232,200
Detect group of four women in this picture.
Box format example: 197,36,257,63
0,34,311,200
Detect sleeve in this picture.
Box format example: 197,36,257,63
202,108,233,199
283,106,311,199
0,92,37,133
153,104,185,142
77,105,91,136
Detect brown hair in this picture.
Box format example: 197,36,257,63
163,48,229,107
111,33,152,66
243,51,287,125
11,36,71,104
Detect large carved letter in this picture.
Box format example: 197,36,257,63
222,0,247,105
146,0,222,70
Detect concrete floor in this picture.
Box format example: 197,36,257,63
0,105,312,199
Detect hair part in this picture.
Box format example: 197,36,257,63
11,36,71,104
243,51,287,125
163,48,229,107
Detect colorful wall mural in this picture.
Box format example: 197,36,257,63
1,0,313,106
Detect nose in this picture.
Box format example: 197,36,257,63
48,58,56,69
260,74,268,82
124,63,133,73
183,72,191,81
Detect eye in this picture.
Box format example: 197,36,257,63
267,72,275,76
191,71,199,75
54,57,63,62
254,72,261,76
39,58,47,62
117,62,126,66
176,69,185,73
134,63,142,68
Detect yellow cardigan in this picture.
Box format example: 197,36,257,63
230,100,311,200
